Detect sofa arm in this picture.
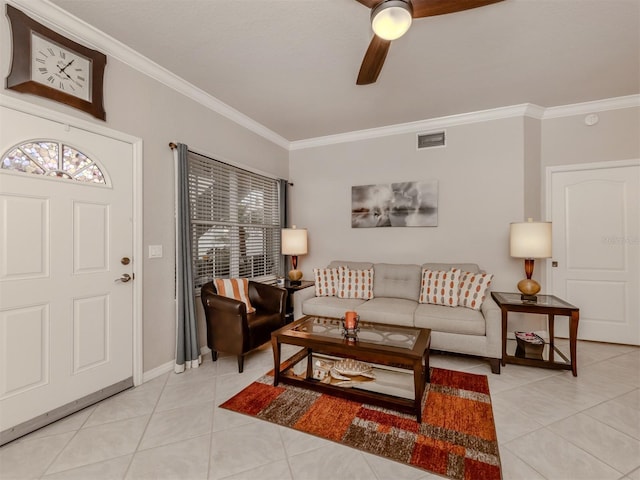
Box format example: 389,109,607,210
294,284,317,319
481,294,502,359
248,281,287,319
200,282,248,353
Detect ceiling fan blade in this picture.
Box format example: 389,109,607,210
411,0,504,19
354,0,380,8
357,35,391,85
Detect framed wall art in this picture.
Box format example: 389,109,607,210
351,180,438,228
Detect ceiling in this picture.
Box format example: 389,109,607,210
48,0,639,143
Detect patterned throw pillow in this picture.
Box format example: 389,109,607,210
337,266,374,299
458,272,494,310
419,269,460,306
213,278,256,313
313,268,339,297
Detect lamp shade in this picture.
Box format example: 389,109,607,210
371,0,413,41
281,226,308,255
510,220,552,259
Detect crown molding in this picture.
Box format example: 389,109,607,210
542,94,640,119
9,0,291,150
289,104,542,151
290,96,639,150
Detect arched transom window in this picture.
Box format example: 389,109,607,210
1,140,106,184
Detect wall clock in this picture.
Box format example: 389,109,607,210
5,5,107,120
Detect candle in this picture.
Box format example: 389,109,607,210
345,311,358,330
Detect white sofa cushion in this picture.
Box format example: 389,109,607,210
313,267,338,296
419,268,461,306
356,298,417,327
337,266,374,299
372,263,421,302
414,303,486,336
302,296,367,318
458,271,494,310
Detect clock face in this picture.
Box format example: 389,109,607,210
31,33,92,102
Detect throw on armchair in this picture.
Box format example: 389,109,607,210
201,280,287,373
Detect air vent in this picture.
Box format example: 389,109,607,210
417,131,445,149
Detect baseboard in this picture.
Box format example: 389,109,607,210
141,346,212,383
142,360,175,383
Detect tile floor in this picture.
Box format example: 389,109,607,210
1,340,638,480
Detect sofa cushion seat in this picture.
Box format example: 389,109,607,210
414,303,486,336
303,296,367,318
356,298,417,327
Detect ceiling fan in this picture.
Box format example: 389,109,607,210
355,0,504,85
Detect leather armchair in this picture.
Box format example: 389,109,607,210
201,281,287,373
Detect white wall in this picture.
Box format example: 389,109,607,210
289,105,639,304
0,2,289,372
542,107,640,167
289,117,528,292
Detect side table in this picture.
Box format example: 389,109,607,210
284,280,314,323
491,292,580,376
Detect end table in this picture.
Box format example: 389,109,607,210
283,280,314,323
491,292,580,376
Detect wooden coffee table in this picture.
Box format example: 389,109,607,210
271,315,431,422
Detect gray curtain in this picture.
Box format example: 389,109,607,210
174,143,201,372
278,179,288,278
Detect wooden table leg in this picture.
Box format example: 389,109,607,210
501,308,508,367
271,335,281,386
424,347,430,384
306,348,313,379
570,311,579,376
548,314,555,363
413,359,424,423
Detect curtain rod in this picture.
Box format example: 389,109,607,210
169,141,292,185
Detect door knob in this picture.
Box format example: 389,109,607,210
116,273,132,283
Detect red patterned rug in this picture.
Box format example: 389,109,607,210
220,368,501,480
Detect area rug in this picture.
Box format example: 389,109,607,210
220,368,501,480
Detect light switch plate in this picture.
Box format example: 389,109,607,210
148,245,163,258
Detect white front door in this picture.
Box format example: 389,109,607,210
0,106,135,439
548,161,640,345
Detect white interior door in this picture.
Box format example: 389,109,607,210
0,106,134,440
549,161,640,345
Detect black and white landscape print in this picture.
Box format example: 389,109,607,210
351,181,438,228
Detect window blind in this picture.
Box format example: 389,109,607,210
187,152,282,289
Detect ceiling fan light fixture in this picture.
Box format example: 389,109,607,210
371,0,413,41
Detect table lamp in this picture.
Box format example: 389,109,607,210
510,219,552,302
282,225,307,285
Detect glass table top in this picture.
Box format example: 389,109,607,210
290,316,419,350
491,292,578,309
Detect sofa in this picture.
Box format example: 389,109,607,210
294,261,502,374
